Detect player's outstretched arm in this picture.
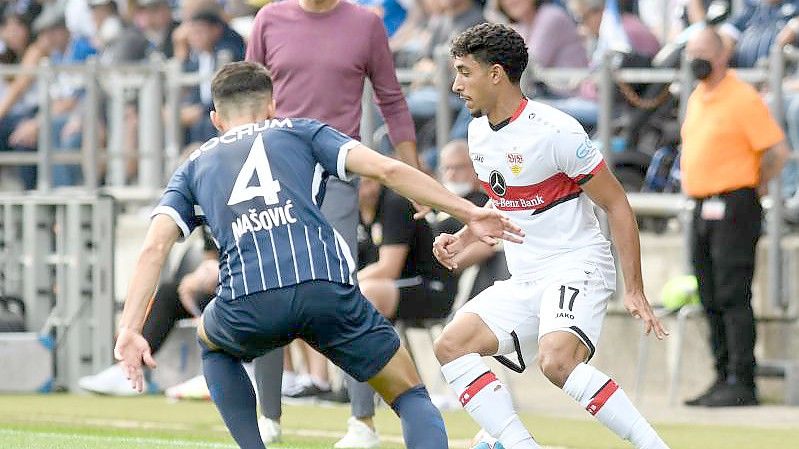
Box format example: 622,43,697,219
581,165,669,340
114,215,182,392
345,144,524,246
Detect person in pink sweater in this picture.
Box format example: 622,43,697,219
246,0,423,447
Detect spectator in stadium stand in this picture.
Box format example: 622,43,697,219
681,27,790,407
387,0,444,68
133,0,180,58
718,0,799,68
245,0,420,445
88,0,150,65
485,0,588,96
533,0,660,130
356,176,458,324
0,2,38,65
405,0,485,139
0,2,39,185
180,10,245,148
6,2,96,188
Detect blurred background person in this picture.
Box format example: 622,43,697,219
681,27,789,407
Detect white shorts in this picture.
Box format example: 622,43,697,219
457,260,615,371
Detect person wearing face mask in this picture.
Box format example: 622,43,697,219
681,27,791,407
434,140,510,299
438,140,488,211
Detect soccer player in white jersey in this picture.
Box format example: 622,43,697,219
432,24,672,449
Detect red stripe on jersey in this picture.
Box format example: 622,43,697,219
509,98,528,123
480,172,582,212
459,371,498,406
573,160,606,185
586,379,619,416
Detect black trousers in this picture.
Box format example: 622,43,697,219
691,187,761,387
142,281,214,354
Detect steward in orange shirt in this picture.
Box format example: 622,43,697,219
680,27,790,408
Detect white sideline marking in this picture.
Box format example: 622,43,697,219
0,428,243,448
1,416,571,448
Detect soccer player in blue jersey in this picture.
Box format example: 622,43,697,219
112,61,524,449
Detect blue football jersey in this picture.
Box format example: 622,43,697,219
153,118,359,300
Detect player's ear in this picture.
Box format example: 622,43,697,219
210,110,225,133
266,97,276,119
490,64,503,84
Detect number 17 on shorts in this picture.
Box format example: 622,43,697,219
538,265,614,361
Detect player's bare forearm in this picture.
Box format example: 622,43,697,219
452,240,496,271
450,200,496,247
605,198,644,294
119,216,181,333
393,140,421,170
582,166,644,294
348,145,523,245
348,145,477,222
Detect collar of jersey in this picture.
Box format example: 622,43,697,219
223,122,260,137
488,97,528,132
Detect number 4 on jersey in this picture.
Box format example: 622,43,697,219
228,134,281,206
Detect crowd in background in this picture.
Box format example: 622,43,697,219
2,0,799,190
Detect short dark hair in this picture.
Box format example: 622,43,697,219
211,61,273,117
450,23,529,84
191,9,225,27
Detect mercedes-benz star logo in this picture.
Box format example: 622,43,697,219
489,170,506,197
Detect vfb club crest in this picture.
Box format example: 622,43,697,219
506,152,523,176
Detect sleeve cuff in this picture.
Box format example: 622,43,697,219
574,160,606,185
151,205,191,241
338,140,360,181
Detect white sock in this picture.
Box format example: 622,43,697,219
281,370,297,394
563,363,670,449
441,354,539,449
311,376,330,391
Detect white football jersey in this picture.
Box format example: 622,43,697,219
468,98,613,280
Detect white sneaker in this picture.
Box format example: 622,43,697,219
165,375,210,400
258,416,282,444
78,364,143,396
334,417,380,449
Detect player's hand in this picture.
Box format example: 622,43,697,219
411,200,433,220
114,328,157,393
623,291,669,340
467,207,524,246
433,233,462,270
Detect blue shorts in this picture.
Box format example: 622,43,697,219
200,280,401,382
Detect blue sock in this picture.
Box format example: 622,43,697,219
390,385,449,449
201,342,265,449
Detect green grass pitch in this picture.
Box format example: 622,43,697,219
0,395,797,449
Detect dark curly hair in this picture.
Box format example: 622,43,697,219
450,23,529,84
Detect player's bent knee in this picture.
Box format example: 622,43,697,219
538,334,586,387
537,351,577,388
433,330,466,364
434,313,499,364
